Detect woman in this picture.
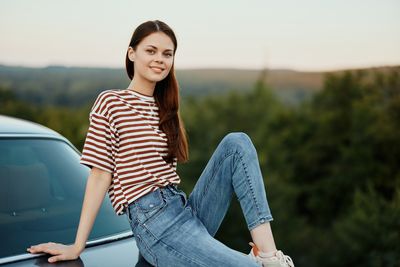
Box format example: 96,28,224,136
27,20,294,267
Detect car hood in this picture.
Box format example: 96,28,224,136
3,236,141,267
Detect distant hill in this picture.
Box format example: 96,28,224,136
0,64,398,107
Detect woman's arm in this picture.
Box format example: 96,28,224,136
27,167,112,263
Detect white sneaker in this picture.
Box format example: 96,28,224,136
248,242,295,267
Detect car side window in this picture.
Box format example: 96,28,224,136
0,139,130,259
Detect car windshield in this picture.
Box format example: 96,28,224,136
0,138,131,258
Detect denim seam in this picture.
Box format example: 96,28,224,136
135,233,158,266
139,204,169,236
195,147,271,232
142,225,208,267
126,205,132,224
135,191,169,228
157,238,209,267
248,215,274,231
196,147,264,229
235,149,264,220
196,149,236,214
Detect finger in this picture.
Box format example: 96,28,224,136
32,243,46,250
48,255,65,263
28,244,57,255
27,246,42,253
27,247,38,253
43,247,61,255
28,244,48,253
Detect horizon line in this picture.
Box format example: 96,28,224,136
0,62,399,74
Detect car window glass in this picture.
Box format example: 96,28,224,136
0,138,131,258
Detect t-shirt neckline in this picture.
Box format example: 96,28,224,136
125,89,155,103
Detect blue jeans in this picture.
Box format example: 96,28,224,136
126,132,273,267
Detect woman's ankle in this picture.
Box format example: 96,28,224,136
249,242,277,257
258,249,278,258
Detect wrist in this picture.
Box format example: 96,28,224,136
73,243,85,255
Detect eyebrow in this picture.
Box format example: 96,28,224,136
146,45,173,52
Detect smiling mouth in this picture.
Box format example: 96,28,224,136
150,67,164,72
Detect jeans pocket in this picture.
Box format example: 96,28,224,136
136,188,167,224
178,191,188,207
170,186,188,207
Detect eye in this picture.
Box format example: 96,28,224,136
146,49,155,54
165,53,173,57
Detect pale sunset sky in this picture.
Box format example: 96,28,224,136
0,0,399,71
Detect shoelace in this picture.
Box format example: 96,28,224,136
248,242,295,267
275,250,294,267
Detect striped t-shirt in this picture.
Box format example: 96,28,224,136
79,89,180,215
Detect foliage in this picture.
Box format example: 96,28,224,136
180,68,400,267
1,67,399,267
0,64,329,107
0,87,90,148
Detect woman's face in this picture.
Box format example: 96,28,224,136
128,32,175,84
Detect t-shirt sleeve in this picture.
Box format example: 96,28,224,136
79,111,115,174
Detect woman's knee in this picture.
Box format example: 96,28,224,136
221,132,253,151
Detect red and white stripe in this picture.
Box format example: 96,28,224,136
80,89,179,215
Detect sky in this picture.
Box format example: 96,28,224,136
0,0,399,71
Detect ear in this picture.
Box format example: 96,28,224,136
127,46,136,62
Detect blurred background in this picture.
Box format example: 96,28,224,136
1,0,399,266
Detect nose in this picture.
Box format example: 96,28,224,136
155,52,163,63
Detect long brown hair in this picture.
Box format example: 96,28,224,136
125,20,189,164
